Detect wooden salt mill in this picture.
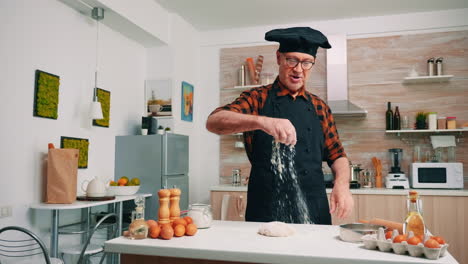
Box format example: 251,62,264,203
158,189,171,225
169,188,181,222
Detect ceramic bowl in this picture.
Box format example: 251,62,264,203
107,186,140,196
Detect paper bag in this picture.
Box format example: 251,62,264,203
45,149,79,204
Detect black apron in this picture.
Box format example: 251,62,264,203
245,81,331,224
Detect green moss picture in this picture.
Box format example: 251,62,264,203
34,70,60,119
92,88,111,127
60,137,89,169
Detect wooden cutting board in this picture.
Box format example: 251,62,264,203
77,196,115,201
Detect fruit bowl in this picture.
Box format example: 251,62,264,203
107,186,140,196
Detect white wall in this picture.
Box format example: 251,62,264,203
196,8,468,205
0,0,146,233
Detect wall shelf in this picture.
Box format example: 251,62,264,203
403,75,453,84
386,128,467,136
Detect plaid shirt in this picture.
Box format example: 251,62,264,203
211,78,347,166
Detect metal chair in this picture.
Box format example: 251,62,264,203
61,212,118,264
0,226,64,264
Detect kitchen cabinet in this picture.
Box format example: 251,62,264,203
211,191,247,221
327,194,359,225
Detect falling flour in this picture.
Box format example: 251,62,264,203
271,141,313,224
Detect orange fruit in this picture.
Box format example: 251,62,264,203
160,225,174,240
183,216,193,224
424,238,441,248
174,224,185,237
172,218,187,228
185,223,198,236
148,225,161,238
407,236,422,245
117,178,128,186
147,220,158,228
385,230,393,240
393,234,407,243
431,236,446,245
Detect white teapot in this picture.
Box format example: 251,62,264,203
81,177,108,197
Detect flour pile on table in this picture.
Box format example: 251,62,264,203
271,141,312,224
258,221,296,237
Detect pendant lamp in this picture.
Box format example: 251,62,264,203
90,7,104,120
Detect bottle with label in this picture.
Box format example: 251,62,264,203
428,112,437,130
128,196,148,239
403,191,426,238
385,102,393,130
393,106,401,130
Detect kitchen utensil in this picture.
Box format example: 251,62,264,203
81,177,108,197
371,157,383,188
358,218,403,234
387,149,409,189
339,223,385,243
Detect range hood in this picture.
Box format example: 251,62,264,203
326,35,367,117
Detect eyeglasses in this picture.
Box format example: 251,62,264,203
284,57,315,70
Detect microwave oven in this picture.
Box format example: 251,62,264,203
410,162,464,189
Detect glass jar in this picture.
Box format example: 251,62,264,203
437,117,446,129
447,117,456,129
428,112,437,130
187,204,213,229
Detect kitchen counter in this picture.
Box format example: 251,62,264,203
210,185,468,196
105,220,458,264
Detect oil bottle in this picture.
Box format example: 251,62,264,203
403,190,426,237
128,196,148,239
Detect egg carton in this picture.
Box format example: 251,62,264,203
362,234,449,260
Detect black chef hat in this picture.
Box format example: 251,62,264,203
265,27,331,57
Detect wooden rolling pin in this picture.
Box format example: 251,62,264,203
359,218,403,234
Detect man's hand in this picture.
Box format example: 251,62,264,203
329,184,354,219
261,117,297,145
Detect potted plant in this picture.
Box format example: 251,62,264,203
415,112,428,129
164,127,171,133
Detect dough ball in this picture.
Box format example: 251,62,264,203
258,221,295,237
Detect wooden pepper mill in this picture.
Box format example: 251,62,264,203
169,188,181,222
158,189,171,225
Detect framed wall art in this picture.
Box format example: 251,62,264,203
181,81,193,122
145,79,172,117
60,136,89,169
92,88,111,127
33,70,60,119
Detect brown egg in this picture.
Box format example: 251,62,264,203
122,230,130,237
172,218,187,228
407,236,422,245
148,225,161,239
160,225,174,240
424,238,441,248
174,224,185,237
185,223,198,236
393,234,407,243
431,236,446,245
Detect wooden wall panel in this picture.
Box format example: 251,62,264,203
218,30,468,184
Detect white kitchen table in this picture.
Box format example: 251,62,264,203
104,220,458,264
30,193,151,259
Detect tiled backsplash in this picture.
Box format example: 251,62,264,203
219,30,468,185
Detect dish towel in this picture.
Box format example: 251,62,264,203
430,135,456,149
